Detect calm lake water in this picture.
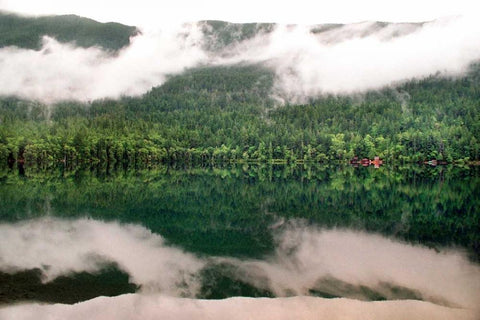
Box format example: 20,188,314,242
0,164,479,319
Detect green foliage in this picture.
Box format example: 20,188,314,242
0,64,479,168
0,12,138,51
200,20,274,52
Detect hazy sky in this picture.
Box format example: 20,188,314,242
0,0,477,27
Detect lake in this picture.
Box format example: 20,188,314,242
0,164,479,319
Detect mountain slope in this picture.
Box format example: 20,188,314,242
0,63,479,167
0,12,138,51
0,14,479,166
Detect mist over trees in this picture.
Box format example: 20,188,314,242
2,13,480,102
0,63,479,168
0,13,479,168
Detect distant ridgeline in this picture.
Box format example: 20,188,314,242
0,12,138,51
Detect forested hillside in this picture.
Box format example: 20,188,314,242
200,20,274,52
0,12,138,51
1,63,479,168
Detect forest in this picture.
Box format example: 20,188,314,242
0,62,479,169
0,13,478,169
0,12,138,51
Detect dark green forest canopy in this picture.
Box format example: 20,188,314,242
310,21,424,39
200,20,424,52
0,63,479,167
0,12,138,51
200,20,275,52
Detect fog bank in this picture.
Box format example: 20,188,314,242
215,16,480,103
0,24,206,103
0,15,479,103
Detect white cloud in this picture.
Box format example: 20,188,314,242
218,16,480,102
0,24,206,102
0,16,478,103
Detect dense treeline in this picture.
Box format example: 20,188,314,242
0,64,479,168
0,12,138,51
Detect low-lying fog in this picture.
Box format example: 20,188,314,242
0,16,479,103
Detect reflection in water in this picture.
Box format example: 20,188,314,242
0,164,478,259
0,267,137,304
0,218,479,314
0,219,204,296
0,165,479,319
1,295,477,320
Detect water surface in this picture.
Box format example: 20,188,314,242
0,164,479,319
